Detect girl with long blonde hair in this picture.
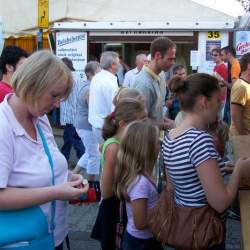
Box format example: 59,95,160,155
114,120,163,250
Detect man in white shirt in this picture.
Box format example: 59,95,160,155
88,51,119,143
123,54,147,87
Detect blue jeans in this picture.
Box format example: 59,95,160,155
122,231,163,250
61,124,85,160
223,97,231,125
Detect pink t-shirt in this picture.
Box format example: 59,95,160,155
0,94,69,246
126,175,159,239
0,81,13,103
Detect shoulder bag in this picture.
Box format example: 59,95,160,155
148,167,224,250
0,124,56,250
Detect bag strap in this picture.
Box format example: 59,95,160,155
118,201,123,224
118,200,125,224
37,124,56,232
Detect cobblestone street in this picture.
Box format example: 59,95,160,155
54,129,242,250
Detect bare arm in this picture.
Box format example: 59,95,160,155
0,174,88,210
197,158,250,213
101,144,119,199
231,103,246,135
131,198,148,230
155,118,176,130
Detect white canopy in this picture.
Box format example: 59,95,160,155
0,0,244,37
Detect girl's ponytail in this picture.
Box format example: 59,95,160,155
102,112,118,140
102,98,146,140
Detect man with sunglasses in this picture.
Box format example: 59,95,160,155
211,48,228,120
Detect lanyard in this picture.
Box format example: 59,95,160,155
37,124,56,232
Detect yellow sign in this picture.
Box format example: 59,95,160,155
38,0,49,28
206,31,221,40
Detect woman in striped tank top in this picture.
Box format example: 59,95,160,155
162,73,250,249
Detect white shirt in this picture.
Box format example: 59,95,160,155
0,94,69,246
88,69,118,129
123,67,140,87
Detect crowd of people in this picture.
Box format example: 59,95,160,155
0,35,250,250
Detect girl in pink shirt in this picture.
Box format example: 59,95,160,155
114,120,163,250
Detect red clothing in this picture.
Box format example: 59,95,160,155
213,63,228,102
0,81,13,103
213,63,228,81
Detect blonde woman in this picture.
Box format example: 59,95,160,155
114,120,163,250
0,50,88,250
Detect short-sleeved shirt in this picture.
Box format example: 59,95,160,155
75,81,92,130
162,128,225,207
134,65,165,122
126,175,159,239
230,78,250,135
0,94,69,246
230,58,241,82
0,81,13,103
123,67,140,87
88,70,118,129
60,79,78,126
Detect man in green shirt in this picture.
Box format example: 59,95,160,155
134,37,176,129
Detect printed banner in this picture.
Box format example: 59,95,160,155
56,32,87,82
206,40,221,61
235,31,250,57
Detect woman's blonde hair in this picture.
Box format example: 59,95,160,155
102,97,146,140
113,87,145,106
114,119,159,200
11,50,73,105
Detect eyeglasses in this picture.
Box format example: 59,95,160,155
211,54,219,57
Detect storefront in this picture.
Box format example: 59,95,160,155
53,20,234,81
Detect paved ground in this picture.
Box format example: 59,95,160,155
54,128,242,250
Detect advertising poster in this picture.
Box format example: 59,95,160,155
206,40,221,61
235,31,250,57
56,32,87,82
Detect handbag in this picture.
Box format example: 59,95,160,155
148,169,224,250
0,124,56,250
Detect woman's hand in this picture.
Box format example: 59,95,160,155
69,174,83,188
54,175,89,200
224,162,234,175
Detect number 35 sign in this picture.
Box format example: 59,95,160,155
206,31,221,40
